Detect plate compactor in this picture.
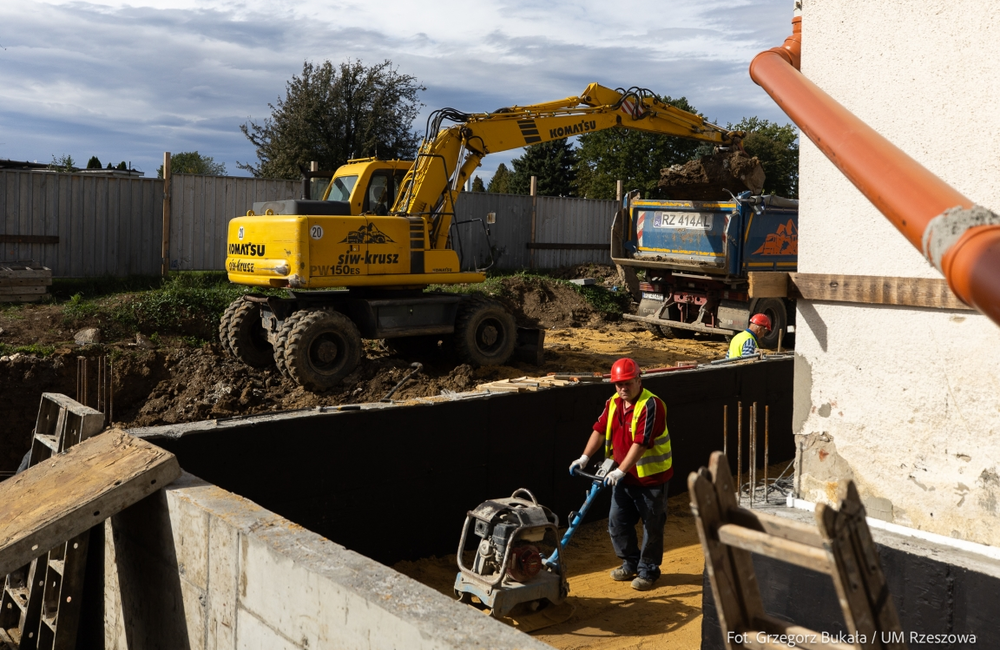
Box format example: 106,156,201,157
454,459,616,620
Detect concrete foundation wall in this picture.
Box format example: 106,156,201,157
131,360,794,565
794,1,1000,543
104,472,553,650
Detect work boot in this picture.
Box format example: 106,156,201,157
631,576,656,591
609,566,636,581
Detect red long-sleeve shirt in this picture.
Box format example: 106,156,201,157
593,394,671,487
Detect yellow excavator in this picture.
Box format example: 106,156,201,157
220,83,746,391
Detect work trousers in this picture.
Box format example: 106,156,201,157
608,481,669,581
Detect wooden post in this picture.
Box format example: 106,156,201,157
616,179,623,203
310,161,318,172
161,152,171,276
529,175,537,269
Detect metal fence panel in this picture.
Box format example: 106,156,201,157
0,170,163,276
168,174,298,271
534,196,617,269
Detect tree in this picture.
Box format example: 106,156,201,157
86,156,102,169
728,117,799,198
573,96,707,199
47,154,75,173
508,138,577,196
116,161,127,170
470,176,485,192
157,151,226,178
487,163,513,194
239,59,424,179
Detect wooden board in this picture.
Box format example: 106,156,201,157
0,431,180,578
0,277,53,287
0,285,46,295
748,272,973,311
0,294,43,303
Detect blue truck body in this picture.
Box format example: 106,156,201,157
612,193,798,348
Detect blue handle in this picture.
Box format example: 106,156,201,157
544,481,604,568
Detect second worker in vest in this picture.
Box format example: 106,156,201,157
568,357,672,591
726,313,772,359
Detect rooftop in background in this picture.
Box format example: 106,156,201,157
0,159,145,177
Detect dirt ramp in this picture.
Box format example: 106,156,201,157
659,149,765,201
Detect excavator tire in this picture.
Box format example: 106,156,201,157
752,298,788,350
454,295,517,367
272,310,306,380
218,298,241,355
283,308,362,391
228,300,275,368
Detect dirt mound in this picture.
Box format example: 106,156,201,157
0,268,730,471
659,149,765,201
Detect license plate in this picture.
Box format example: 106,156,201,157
653,211,714,230
643,292,664,302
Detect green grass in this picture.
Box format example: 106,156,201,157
0,342,56,357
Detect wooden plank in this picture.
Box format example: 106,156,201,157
717,524,832,574
0,236,59,245
748,272,790,298
0,430,180,578
0,294,43,303
725,507,825,549
0,286,46,295
0,269,50,279
0,277,53,287
790,273,973,311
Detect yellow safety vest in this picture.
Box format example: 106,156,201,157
727,329,758,359
605,388,672,478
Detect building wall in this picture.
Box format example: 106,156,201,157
794,2,1000,543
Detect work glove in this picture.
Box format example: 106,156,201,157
604,469,626,486
569,454,590,476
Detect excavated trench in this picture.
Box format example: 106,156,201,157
129,357,794,647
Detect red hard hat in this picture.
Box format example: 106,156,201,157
610,358,641,382
750,313,772,331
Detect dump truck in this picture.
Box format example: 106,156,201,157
613,192,799,348
221,83,762,391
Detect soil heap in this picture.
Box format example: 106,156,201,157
659,149,765,201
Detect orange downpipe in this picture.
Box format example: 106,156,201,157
749,15,1000,327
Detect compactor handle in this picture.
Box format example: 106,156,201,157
509,487,539,504
571,457,618,484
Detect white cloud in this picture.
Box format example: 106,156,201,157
0,0,799,178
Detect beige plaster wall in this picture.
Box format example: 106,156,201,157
793,1,1000,544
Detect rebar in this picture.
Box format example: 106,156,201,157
723,404,728,458
736,401,742,505
750,402,757,508
764,405,770,502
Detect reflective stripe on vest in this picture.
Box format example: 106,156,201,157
605,388,672,478
727,330,757,359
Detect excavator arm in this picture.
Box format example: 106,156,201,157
391,83,742,249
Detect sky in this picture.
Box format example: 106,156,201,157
0,0,798,181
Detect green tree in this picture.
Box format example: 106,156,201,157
487,163,512,194
508,138,577,196
470,176,485,192
47,154,75,173
86,156,102,169
728,117,799,198
573,96,706,199
239,59,424,179
116,161,127,170
157,151,227,178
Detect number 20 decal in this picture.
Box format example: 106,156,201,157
310,225,323,240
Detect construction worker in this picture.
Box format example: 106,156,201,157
568,357,671,591
727,313,772,358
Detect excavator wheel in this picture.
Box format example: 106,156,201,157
218,298,241,355
751,298,788,350
454,295,517,367
283,308,362,391
228,300,275,368
273,310,306,379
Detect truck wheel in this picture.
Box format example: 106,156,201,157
218,298,241,355
752,298,787,349
228,301,275,368
273,310,306,379
283,309,362,391
454,296,517,367
660,324,695,339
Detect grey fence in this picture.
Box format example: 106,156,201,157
0,170,162,276
453,193,619,271
0,169,617,276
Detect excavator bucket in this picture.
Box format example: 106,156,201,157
658,149,765,201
